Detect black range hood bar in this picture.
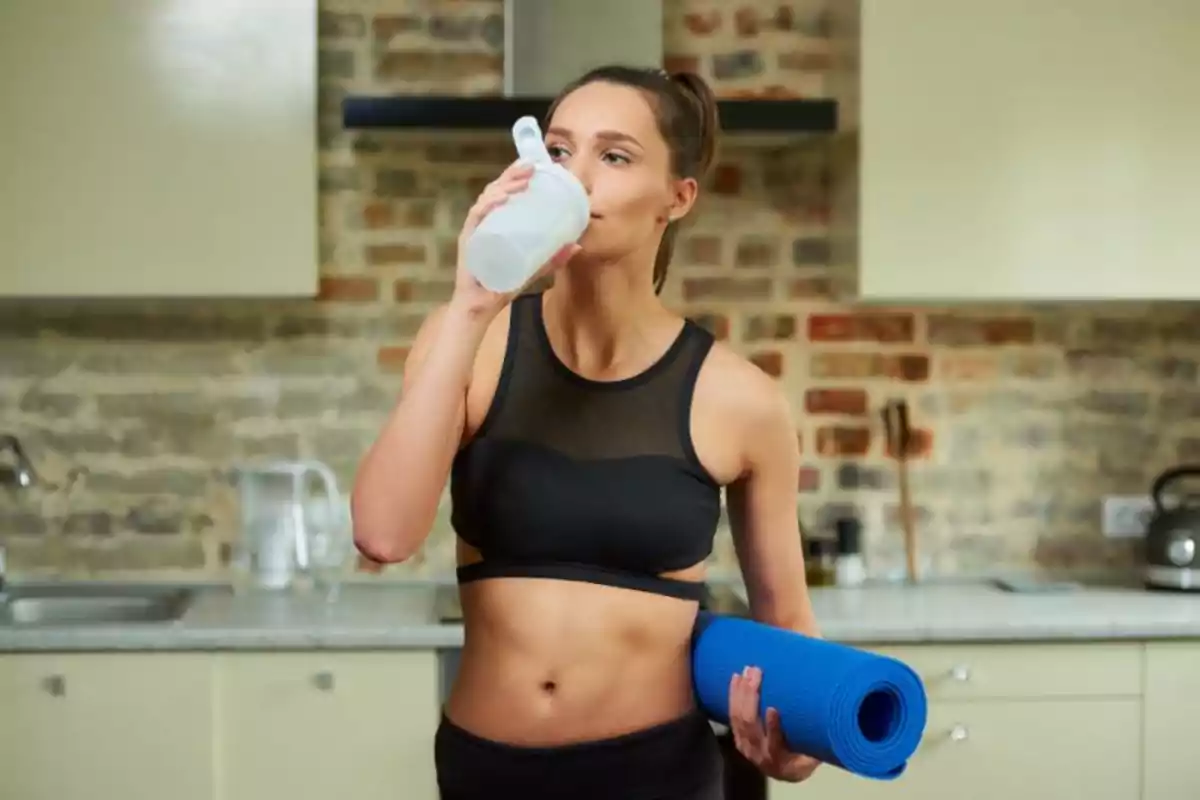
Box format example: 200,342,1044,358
341,95,838,134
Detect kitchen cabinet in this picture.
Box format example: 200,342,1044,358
0,653,214,800
770,642,1144,800
215,651,441,800
0,649,441,800
0,0,319,298
773,698,1141,800
853,0,1200,302
1143,641,1200,800
1,641,1194,799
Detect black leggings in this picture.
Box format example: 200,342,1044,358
435,709,725,800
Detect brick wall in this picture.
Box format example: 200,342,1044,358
2,0,1199,581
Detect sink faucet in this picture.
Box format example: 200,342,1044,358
0,435,38,490
0,434,36,601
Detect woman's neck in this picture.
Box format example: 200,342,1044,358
541,255,667,375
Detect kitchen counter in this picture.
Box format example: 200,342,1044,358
1,577,1199,652
0,581,452,652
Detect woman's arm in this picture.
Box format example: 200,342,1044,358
726,382,820,638
725,377,824,783
351,158,556,564
350,301,491,563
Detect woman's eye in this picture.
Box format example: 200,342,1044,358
545,144,628,165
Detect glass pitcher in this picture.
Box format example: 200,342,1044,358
230,460,349,595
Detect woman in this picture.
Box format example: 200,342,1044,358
352,65,822,799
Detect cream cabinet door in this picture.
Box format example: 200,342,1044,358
1143,641,1200,800
0,653,215,800
855,0,1200,302
0,0,319,298
216,651,440,800
770,698,1141,800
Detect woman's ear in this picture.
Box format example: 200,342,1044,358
668,176,699,223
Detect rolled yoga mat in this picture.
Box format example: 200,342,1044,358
691,611,928,780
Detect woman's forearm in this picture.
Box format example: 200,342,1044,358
351,303,490,562
749,593,821,639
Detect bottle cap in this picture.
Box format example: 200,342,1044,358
806,537,835,558
512,116,551,165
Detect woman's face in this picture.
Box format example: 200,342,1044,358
545,81,697,266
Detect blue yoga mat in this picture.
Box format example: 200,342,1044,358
691,611,928,780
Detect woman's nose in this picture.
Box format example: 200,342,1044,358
565,159,593,193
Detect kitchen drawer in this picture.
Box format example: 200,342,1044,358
867,642,1142,700
774,696,1142,800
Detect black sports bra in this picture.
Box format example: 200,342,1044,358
448,292,722,601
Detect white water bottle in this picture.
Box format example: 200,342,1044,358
461,116,591,294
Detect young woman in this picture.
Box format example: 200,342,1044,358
352,65,821,800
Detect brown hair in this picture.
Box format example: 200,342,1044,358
544,65,721,294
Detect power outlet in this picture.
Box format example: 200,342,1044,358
1102,495,1156,538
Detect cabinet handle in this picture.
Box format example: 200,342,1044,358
948,724,969,743
41,674,66,697
948,664,971,682
312,671,335,691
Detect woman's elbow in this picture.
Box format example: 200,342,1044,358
349,471,435,564
352,523,419,564
349,497,421,564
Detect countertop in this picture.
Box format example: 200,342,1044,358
1,576,1199,653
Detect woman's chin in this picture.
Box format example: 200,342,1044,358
564,247,594,269
569,240,609,262
575,227,616,256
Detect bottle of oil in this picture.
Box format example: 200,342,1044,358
804,538,836,587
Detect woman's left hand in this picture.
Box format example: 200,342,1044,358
729,666,821,783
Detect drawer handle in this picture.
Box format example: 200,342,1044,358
41,674,66,697
948,664,971,682
312,671,335,692
948,724,969,743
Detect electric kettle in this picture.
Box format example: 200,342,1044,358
1143,464,1200,591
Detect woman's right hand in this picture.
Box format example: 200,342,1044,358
450,160,582,321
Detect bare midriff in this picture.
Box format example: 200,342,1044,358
443,552,707,746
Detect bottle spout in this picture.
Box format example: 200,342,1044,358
512,116,551,165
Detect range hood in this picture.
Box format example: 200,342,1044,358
341,0,837,134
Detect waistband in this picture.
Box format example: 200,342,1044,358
435,709,722,800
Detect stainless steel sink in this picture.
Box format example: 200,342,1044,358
0,583,195,626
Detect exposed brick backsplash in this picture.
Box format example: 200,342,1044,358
2,0,1198,581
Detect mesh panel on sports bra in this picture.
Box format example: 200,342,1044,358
477,292,707,467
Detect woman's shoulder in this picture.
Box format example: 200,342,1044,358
692,337,795,438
